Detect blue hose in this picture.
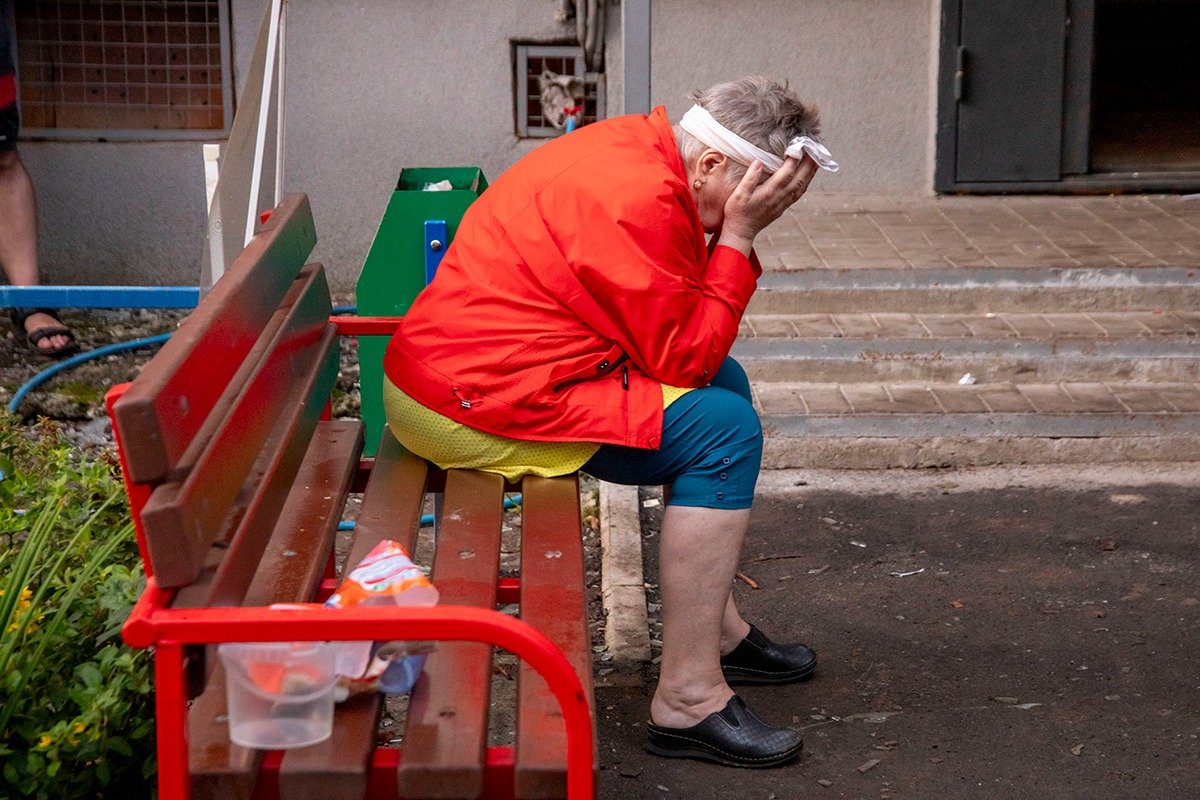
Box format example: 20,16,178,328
7,333,172,415
7,304,360,416
337,494,522,530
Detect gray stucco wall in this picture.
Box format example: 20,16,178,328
19,0,938,289
235,0,586,290
21,141,208,285
652,0,935,194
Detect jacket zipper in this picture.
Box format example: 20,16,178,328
554,352,630,392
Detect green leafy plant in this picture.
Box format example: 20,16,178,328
0,416,154,799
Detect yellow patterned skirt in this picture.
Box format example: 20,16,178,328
382,377,692,481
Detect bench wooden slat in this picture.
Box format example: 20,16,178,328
114,193,317,484
515,475,595,800
140,266,336,589
276,430,429,800
244,419,364,607
398,469,505,800
347,429,429,562
187,420,364,800
204,328,340,607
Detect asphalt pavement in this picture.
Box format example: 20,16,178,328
595,465,1200,800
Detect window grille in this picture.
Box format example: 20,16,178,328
514,43,604,138
14,0,233,140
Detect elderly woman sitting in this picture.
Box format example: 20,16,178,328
382,76,836,768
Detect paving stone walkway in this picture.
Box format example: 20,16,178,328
763,193,1200,270
742,197,1200,467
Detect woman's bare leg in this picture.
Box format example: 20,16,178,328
650,505,751,728
720,591,751,655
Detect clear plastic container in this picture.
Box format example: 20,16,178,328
218,641,338,749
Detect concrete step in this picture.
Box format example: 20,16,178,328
755,380,1200,468
748,267,1200,314
733,333,1200,382
740,310,1200,339
740,266,1200,467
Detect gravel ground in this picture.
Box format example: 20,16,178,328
1,304,362,448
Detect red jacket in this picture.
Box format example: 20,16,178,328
383,107,761,449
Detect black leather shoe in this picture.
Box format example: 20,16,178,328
646,695,803,768
720,624,817,685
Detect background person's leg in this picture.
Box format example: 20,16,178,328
0,149,38,288
0,103,71,353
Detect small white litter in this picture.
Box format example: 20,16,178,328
958,373,978,385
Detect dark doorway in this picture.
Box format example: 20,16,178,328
1090,0,1200,173
936,0,1200,191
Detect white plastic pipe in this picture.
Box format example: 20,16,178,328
274,0,287,206
246,0,283,245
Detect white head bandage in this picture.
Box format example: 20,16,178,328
679,104,839,173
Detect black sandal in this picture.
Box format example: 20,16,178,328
646,695,803,768
9,307,78,358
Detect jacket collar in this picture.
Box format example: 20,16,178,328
648,105,703,231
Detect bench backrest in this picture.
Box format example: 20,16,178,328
113,193,338,600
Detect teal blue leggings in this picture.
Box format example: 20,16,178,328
581,358,762,509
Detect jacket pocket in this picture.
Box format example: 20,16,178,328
552,348,629,393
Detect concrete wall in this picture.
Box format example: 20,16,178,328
20,0,939,289
21,141,208,285
234,0,585,290
651,0,936,194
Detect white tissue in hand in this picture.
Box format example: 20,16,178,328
785,136,839,172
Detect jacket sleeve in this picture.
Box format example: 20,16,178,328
533,180,761,388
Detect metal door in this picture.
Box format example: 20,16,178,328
953,0,1068,182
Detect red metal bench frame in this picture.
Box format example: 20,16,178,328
107,313,595,800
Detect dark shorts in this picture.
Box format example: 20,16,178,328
0,101,16,152
0,73,16,152
582,357,763,510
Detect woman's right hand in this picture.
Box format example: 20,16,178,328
719,155,818,254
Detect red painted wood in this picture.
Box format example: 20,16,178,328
139,266,335,588
330,316,402,336
106,383,155,575
497,577,521,606
398,470,505,799
514,475,596,800
113,194,317,485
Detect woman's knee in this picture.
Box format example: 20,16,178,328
667,392,761,509
711,357,752,402
719,391,762,449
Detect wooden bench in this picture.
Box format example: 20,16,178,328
107,193,596,800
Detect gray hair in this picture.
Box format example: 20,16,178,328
675,76,821,183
